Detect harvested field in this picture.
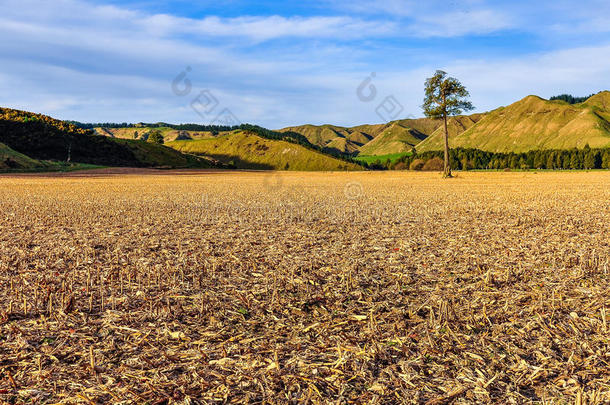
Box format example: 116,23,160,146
0,171,609,404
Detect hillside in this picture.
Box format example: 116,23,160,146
0,141,44,170
413,114,486,152
0,107,218,169
94,127,219,142
346,131,374,145
358,123,427,156
360,118,444,138
324,137,361,155
281,118,444,157
417,93,610,153
168,131,363,171
279,125,351,148
6,90,610,172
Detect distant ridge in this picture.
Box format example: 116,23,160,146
3,90,609,172
168,131,363,171
283,91,610,156
0,107,219,169
281,118,444,156
417,91,610,153
358,123,427,156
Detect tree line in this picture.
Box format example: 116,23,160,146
70,121,240,132
381,146,610,171
238,124,367,168
0,108,151,167
69,119,368,168
549,93,598,104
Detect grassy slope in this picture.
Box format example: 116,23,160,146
168,131,363,171
349,118,442,140
95,127,218,142
281,118,443,156
380,118,443,136
414,114,486,152
417,93,610,153
0,141,44,170
324,137,361,155
347,131,374,145
112,139,217,168
0,107,216,169
0,141,103,172
358,123,427,156
279,125,350,148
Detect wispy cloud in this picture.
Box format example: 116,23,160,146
411,9,513,37
185,16,396,41
328,0,514,37
3,0,396,42
444,43,610,112
0,0,609,128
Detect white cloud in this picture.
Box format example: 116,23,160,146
2,0,395,42
328,0,514,37
329,0,417,17
187,16,396,41
411,10,512,37
1,0,610,129
442,44,610,113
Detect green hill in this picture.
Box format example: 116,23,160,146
281,118,443,157
94,127,219,142
366,118,443,137
417,93,610,153
7,90,610,172
279,124,351,148
0,107,217,169
0,141,44,170
346,131,374,145
358,123,428,156
168,131,363,171
413,114,485,152
283,93,610,156
324,137,361,155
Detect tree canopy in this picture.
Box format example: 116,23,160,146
147,130,165,144
422,70,474,177
549,93,598,104
423,70,474,119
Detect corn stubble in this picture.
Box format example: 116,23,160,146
0,171,609,404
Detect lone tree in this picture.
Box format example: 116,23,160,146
147,130,165,144
423,70,474,177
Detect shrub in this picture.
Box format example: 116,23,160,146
147,130,165,144
422,157,444,171
394,162,408,170
409,159,425,171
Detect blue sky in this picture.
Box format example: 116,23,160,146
1,0,609,128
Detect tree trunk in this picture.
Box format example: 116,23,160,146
443,113,452,178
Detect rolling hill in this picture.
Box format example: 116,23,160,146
283,92,610,156
281,118,445,157
357,123,428,156
4,91,610,173
413,114,486,152
0,107,219,169
323,137,362,155
168,131,363,171
94,127,219,142
0,141,44,170
356,117,444,138
279,125,351,148
417,92,610,153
